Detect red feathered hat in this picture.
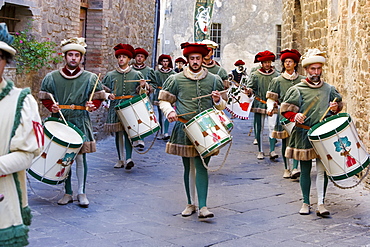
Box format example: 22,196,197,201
158,54,173,68
114,43,135,58
254,50,276,63
280,49,301,63
234,60,245,66
181,42,209,57
175,57,187,64
134,47,149,58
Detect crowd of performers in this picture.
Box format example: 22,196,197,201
0,21,344,246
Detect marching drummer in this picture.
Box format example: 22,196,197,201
280,49,343,216
39,37,106,207
266,49,305,179
201,40,230,89
0,23,42,246
132,47,157,150
102,44,150,170
153,54,176,140
158,42,226,219
245,51,280,160
174,57,187,73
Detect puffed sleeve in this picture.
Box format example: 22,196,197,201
280,86,301,114
0,94,42,175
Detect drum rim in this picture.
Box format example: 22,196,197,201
330,156,370,181
129,125,161,142
114,93,147,110
28,168,67,185
280,118,291,125
44,117,85,148
308,113,351,140
185,108,214,126
201,136,233,157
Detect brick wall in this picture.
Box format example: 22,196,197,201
282,0,370,188
3,0,156,140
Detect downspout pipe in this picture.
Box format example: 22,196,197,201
152,0,160,69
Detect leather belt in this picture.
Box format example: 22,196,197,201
178,117,188,124
295,123,311,130
59,105,86,110
157,86,163,89
255,96,267,104
115,95,134,100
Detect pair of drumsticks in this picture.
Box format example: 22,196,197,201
297,96,337,123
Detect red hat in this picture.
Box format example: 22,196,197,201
254,50,276,63
114,43,135,58
158,54,173,68
280,49,301,63
234,60,245,66
175,57,187,64
134,47,149,58
181,42,209,57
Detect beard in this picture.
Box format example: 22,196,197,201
308,74,321,82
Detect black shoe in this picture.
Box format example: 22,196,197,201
125,160,134,170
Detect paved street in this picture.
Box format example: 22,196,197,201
27,113,370,247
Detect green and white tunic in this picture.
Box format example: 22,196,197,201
0,79,42,246
158,67,225,157
267,72,305,139
246,69,279,114
39,68,105,153
153,68,176,104
281,79,343,160
102,67,144,132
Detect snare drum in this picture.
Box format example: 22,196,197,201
184,108,232,158
115,94,160,141
214,109,233,132
28,118,84,185
308,113,370,181
281,118,294,136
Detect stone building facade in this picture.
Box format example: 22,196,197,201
159,0,283,74
1,0,156,139
282,0,370,187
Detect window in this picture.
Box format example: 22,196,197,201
276,25,282,59
209,23,221,58
0,4,20,33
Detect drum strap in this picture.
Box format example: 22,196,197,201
59,105,87,110
255,96,267,104
295,123,310,130
114,95,134,100
178,117,188,124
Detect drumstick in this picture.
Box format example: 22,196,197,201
319,97,337,122
87,73,101,111
302,96,319,116
50,94,68,125
124,79,151,83
192,89,228,100
177,111,197,117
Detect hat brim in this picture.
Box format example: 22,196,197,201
302,56,326,67
61,43,86,55
0,41,16,55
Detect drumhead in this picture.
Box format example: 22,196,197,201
185,108,213,126
308,113,351,140
114,93,147,110
44,118,84,147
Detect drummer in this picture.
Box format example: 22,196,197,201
281,49,343,216
158,42,225,219
132,47,157,150
153,54,176,140
266,49,305,179
39,37,106,207
245,51,280,160
102,44,150,169
0,23,42,246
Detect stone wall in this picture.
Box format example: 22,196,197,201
2,0,156,140
160,0,283,74
282,0,370,188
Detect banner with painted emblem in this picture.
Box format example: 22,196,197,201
194,0,215,42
